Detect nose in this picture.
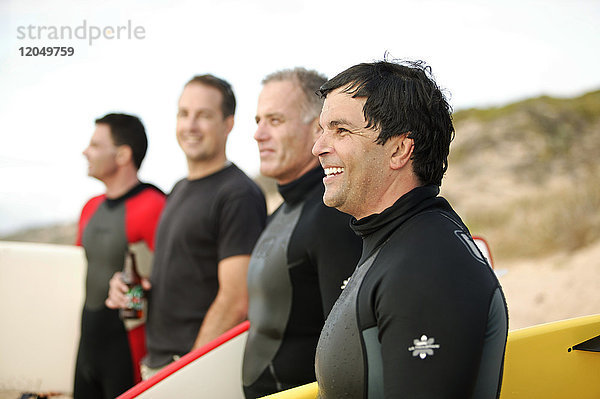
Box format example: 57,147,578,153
180,115,193,131
312,130,330,157
253,121,269,142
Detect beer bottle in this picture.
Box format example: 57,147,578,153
120,251,144,319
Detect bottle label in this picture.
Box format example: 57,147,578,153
125,285,144,310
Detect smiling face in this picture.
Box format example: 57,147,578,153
83,123,119,182
176,82,233,167
312,88,394,219
254,80,320,185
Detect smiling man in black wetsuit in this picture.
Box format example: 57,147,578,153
242,68,362,398
311,60,509,398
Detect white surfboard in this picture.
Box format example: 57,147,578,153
117,321,248,399
0,241,85,393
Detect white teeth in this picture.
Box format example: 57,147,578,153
324,167,344,176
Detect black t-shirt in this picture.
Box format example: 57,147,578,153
146,164,266,367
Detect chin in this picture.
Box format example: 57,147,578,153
322,195,338,209
259,166,278,179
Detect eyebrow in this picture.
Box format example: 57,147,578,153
265,112,283,118
326,118,357,129
177,107,215,115
256,112,284,121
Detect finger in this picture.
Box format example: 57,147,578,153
105,297,117,309
141,278,152,291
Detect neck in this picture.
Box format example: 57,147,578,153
103,168,140,199
187,154,229,180
354,173,420,220
276,158,320,185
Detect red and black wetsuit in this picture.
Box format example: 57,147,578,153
74,183,165,399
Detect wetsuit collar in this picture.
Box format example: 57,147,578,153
277,167,325,206
105,182,163,209
351,184,441,261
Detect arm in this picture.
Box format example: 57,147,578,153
372,234,503,398
191,254,250,350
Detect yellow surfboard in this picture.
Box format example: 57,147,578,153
259,314,600,399
501,314,600,398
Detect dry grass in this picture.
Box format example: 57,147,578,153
462,170,600,260
444,90,600,262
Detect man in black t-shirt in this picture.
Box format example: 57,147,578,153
107,75,266,378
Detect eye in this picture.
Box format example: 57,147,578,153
336,127,350,136
177,110,187,118
270,117,283,126
198,110,215,120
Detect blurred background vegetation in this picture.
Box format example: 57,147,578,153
442,89,600,261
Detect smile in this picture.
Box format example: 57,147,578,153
324,167,344,177
183,137,202,143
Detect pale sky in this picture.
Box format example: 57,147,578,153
1,0,599,234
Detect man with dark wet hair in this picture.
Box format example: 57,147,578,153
312,60,508,398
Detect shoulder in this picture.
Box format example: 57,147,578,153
372,209,498,293
215,165,265,200
129,183,166,205
390,209,469,255
168,178,187,195
84,193,106,207
80,194,105,217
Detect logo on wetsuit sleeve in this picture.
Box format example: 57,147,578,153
408,335,440,359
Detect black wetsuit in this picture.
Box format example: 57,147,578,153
75,183,165,399
243,167,362,398
315,185,508,398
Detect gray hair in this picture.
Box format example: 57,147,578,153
262,67,327,123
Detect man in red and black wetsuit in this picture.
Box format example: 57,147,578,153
75,113,165,399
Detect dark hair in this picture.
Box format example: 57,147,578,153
185,74,236,118
95,113,147,170
262,67,327,122
318,60,454,186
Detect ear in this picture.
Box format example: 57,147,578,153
116,145,133,167
389,133,414,170
224,115,235,136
